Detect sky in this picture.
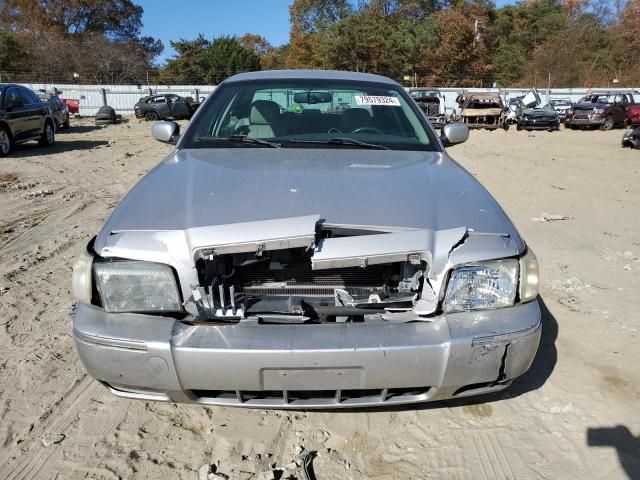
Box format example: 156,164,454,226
138,0,515,64
138,0,292,63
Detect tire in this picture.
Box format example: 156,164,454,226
144,111,159,121
62,116,70,129
516,123,522,131
601,115,614,131
0,126,13,156
38,121,55,147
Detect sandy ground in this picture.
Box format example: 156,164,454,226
0,118,638,480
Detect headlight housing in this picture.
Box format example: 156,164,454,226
93,261,182,313
444,259,518,313
519,248,539,302
72,249,94,304
593,108,605,115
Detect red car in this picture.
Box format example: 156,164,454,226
62,98,80,114
628,105,640,126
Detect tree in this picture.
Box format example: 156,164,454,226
1,0,145,40
0,28,26,81
159,36,260,85
416,8,492,86
0,0,162,83
287,0,351,68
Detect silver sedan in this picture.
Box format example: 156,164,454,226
72,70,541,408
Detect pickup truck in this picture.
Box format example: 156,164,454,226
565,92,635,130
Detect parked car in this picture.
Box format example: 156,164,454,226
72,70,541,408
409,88,447,128
0,83,56,156
38,91,70,129
565,92,635,130
134,94,194,121
62,98,80,114
548,98,572,122
516,103,560,131
622,126,640,149
627,104,640,126
457,93,509,130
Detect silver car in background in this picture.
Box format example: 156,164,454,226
72,70,541,408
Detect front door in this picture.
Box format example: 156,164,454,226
3,87,30,140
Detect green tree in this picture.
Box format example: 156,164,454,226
159,36,260,84
0,28,25,80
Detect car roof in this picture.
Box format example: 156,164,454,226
223,69,398,85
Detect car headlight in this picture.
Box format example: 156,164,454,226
444,259,518,313
593,108,605,115
93,261,182,313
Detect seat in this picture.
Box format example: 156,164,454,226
300,109,325,133
248,100,282,138
339,108,374,132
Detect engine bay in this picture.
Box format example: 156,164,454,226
191,227,427,324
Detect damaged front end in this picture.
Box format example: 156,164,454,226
89,214,521,325
190,224,450,324
74,214,541,407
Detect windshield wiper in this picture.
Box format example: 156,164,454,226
226,134,281,148
283,138,390,150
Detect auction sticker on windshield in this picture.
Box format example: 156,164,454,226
355,96,401,106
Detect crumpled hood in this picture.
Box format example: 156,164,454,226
97,148,522,246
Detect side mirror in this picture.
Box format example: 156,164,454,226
441,123,469,146
152,121,180,144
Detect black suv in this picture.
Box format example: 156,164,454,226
0,84,55,156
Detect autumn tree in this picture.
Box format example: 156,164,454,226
287,0,352,68
239,33,288,70
0,0,162,83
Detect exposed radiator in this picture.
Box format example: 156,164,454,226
236,250,389,297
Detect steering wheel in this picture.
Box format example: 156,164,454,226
352,126,384,134
327,127,342,134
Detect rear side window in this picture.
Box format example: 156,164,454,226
18,88,38,105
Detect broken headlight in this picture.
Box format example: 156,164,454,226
93,261,182,313
444,259,518,313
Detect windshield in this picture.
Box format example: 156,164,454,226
579,95,612,104
551,99,571,107
182,79,439,151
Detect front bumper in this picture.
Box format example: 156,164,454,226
73,301,542,408
519,118,559,130
567,115,604,126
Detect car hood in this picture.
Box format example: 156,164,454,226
96,148,523,249
522,108,557,116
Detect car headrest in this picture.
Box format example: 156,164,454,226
340,108,373,130
250,100,280,125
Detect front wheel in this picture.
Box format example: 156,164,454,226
0,127,13,156
144,111,159,121
601,116,614,131
38,121,55,147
